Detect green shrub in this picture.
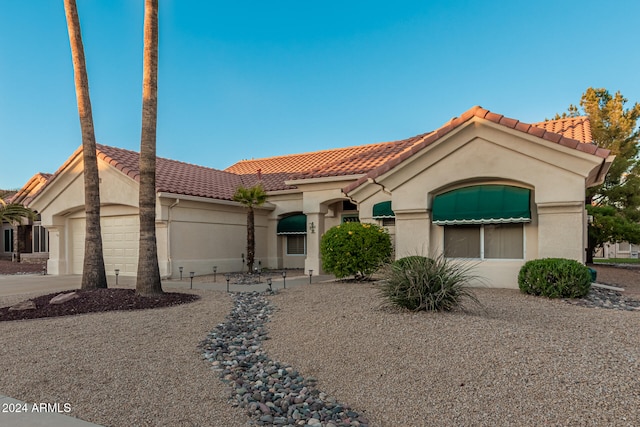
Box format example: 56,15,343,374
320,222,392,279
518,258,591,298
377,255,482,311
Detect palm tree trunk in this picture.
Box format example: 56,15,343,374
247,207,255,272
64,0,107,289
136,0,162,296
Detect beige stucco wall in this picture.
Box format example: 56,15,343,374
348,118,606,288
29,153,270,279
160,196,271,278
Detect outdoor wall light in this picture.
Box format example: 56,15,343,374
310,222,316,233
115,269,120,285
282,270,287,289
179,266,184,281
309,269,313,284
267,277,272,292
190,271,195,289
225,273,231,293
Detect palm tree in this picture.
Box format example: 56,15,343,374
0,199,35,224
63,0,107,289
233,184,267,272
135,0,162,296
0,197,35,262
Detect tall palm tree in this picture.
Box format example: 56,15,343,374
136,0,162,296
63,0,107,289
232,184,267,272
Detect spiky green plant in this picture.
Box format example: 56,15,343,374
378,255,482,311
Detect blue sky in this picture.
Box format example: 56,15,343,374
2,1,640,189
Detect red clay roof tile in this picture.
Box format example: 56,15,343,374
342,106,610,194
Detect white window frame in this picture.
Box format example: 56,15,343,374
443,223,526,261
33,224,49,253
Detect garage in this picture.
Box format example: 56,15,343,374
71,215,139,276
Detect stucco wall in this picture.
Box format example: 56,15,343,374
347,119,604,289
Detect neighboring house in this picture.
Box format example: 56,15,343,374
18,106,613,288
0,174,51,263
595,242,640,259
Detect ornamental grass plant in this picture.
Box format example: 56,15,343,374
378,255,483,311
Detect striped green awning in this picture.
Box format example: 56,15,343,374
372,201,395,218
432,185,531,225
277,214,307,234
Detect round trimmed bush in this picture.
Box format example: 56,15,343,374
378,255,481,311
518,258,591,298
320,222,392,279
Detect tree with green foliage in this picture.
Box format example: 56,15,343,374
320,221,392,280
233,184,267,272
555,88,640,261
0,197,35,225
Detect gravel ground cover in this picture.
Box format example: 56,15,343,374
265,284,640,427
1,263,639,426
0,290,248,427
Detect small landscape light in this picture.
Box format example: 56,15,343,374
225,273,231,293
213,266,217,282
309,269,313,284
179,266,184,281
282,270,287,289
190,271,195,289
115,269,120,285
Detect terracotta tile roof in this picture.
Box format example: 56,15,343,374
8,173,51,205
291,133,430,180
18,106,609,206
96,144,245,200
343,106,610,195
532,116,592,143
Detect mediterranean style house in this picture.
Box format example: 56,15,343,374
7,106,614,288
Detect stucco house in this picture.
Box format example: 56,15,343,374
16,106,613,288
1,173,51,263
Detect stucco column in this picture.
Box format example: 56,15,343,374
266,217,280,269
304,211,326,275
393,209,431,259
45,226,66,275
537,202,586,262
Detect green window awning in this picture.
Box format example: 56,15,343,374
277,214,307,234
432,185,531,225
372,201,395,218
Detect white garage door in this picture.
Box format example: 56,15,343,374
71,215,139,276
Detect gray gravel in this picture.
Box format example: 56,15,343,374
0,290,247,427
2,283,639,427
264,283,640,427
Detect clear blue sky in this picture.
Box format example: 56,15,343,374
2,1,640,190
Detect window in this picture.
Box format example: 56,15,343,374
33,224,48,253
444,223,524,260
286,235,306,255
382,218,395,227
3,228,13,253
